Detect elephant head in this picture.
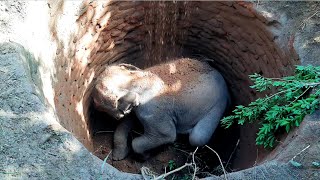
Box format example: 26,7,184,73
93,64,140,119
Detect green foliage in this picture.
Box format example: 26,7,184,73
181,174,192,180
221,65,320,148
312,161,320,168
168,160,176,171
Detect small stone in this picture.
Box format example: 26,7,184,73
314,36,320,43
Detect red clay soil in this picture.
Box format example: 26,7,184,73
92,132,187,175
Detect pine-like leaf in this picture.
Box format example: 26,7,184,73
221,65,320,148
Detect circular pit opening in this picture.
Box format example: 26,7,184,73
52,1,299,178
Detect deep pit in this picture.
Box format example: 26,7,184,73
51,1,299,176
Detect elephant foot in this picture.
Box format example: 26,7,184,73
112,146,129,161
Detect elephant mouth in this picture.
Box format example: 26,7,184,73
92,98,124,120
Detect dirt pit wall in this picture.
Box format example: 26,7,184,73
49,0,299,171
2,0,320,179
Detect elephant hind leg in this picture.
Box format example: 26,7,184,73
189,105,226,147
133,110,177,158
132,130,176,157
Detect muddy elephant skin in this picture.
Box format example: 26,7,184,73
92,58,230,160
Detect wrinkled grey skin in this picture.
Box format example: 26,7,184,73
92,58,230,160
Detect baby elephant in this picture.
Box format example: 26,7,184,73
92,58,230,160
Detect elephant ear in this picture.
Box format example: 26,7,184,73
117,91,139,115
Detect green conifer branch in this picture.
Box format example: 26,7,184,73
221,65,320,148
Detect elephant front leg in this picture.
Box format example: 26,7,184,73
113,117,133,160
133,106,177,159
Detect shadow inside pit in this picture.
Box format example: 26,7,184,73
90,99,240,177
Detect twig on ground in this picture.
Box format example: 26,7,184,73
141,166,158,179
94,130,114,135
132,130,143,136
300,9,319,30
225,139,240,169
170,175,176,180
192,147,198,180
171,146,206,169
150,147,199,180
291,144,311,161
93,145,103,154
153,163,193,180
205,145,228,180
172,146,190,155
100,150,112,174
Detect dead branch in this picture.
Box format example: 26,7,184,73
100,150,112,174
153,163,193,180
205,145,228,180
192,147,198,180
148,147,199,180
226,139,240,169
291,144,311,161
